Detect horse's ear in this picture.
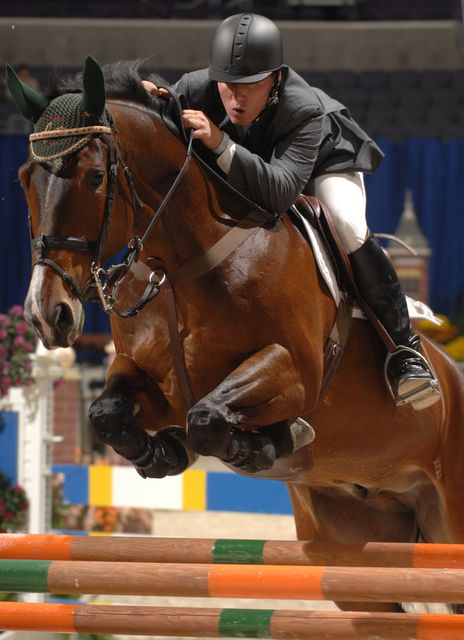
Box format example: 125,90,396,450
5,64,49,123
81,56,106,118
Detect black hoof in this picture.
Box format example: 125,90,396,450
187,404,232,457
129,428,189,479
262,418,315,457
225,429,276,472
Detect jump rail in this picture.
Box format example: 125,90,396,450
1,534,464,568
1,559,464,603
1,602,464,640
2,535,464,639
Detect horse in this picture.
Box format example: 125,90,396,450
7,57,464,613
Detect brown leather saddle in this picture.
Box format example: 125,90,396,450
291,194,397,355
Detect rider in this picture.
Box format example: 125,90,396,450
143,13,439,410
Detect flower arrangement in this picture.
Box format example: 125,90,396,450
0,304,37,398
0,470,28,532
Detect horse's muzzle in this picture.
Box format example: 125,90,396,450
25,296,83,349
49,301,78,346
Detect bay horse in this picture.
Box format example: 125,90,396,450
7,58,464,613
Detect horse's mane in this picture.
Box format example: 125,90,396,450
46,59,168,112
44,59,274,221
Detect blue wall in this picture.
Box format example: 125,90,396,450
0,412,18,484
1,134,464,326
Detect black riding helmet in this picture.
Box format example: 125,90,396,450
209,13,283,84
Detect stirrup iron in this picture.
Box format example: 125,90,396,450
384,346,441,411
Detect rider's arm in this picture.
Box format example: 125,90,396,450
223,110,324,214
175,70,325,214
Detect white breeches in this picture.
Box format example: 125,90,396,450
310,171,368,254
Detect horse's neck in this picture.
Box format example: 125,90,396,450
114,103,237,269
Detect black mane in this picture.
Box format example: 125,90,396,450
46,59,169,110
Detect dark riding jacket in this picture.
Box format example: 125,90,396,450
175,66,384,214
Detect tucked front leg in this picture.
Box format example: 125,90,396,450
89,354,196,478
187,343,313,471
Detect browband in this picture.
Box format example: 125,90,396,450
29,125,113,141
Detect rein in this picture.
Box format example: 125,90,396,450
90,117,195,317
30,88,276,319
28,104,196,311
27,92,353,415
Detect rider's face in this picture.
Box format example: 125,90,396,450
217,74,275,126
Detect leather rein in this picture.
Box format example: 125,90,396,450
28,104,194,315
28,91,353,413
28,89,276,319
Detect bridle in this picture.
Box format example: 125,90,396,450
91,117,194,318
28,99,194,318
28,88,278,320
30,124,121,302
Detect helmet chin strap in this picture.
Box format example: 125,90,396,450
267,71,282,107
216,70,282,130
250,71,282,127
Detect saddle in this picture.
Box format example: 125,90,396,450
292,194,402,354
289,195,356,401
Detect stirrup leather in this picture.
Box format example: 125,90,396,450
384,346,441,410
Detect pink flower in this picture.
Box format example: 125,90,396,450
9,305,23,316
16,322,28,335
0,306,37,393
13,336,26,348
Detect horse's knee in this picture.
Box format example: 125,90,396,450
89,393,191,478
88,393,135,444
187,399,233,456
88,394,129,441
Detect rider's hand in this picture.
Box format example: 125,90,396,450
182,109,224,152
142,80,170,99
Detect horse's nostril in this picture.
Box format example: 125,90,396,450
53,302,74,334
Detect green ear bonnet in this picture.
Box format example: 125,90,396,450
29,93,113,162
5,56,113,163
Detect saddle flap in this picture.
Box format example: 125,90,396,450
293,194,355,294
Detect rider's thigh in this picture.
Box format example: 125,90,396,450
310,171,368,254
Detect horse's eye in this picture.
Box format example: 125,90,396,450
87,170,105,189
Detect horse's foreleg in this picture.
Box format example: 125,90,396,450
187,343,312,471
89,354,196,478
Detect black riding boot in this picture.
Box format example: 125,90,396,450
349,232,440,410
